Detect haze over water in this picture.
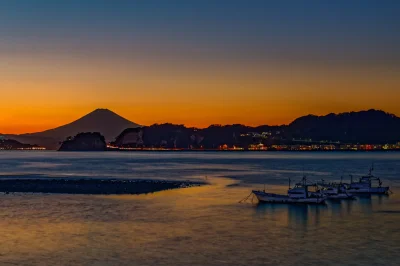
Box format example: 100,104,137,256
0,151,399,265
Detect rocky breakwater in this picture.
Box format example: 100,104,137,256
59,132,106,151
0,178,204,195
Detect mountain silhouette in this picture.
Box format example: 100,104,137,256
288,109,400,143
24,108,139,141
3,109,139,149
113,109,400,148
3,109,400,149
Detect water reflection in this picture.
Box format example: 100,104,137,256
377,194,390,205
330,195,391,217
356,194,390,213
0,152,399,265
255,203,328,229
254,195,392,230
329,199,355,217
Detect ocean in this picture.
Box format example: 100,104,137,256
0,151,399,265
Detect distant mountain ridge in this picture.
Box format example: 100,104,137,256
0,138,42,150
2,109,400,149
111,110,400,149
289,109,400,143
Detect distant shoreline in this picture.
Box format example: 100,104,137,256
107,149,400,152
1,149,400,152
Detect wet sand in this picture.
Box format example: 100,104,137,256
0,178,204,195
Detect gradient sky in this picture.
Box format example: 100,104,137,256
1,0,400,133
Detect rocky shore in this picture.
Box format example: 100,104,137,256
0,178,203,195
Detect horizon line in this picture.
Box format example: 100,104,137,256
1,107,397,136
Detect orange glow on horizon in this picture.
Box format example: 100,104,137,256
1,53,399,134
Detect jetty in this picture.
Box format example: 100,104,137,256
0,178,203,195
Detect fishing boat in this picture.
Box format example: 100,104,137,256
317,180,355,200
346,165,390,195
252,177,326,204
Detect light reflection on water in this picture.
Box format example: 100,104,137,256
0,151,399,265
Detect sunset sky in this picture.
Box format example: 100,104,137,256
1,0,400,133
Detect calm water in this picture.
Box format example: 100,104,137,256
0,151,399,265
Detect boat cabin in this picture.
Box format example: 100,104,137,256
288,185,308,199
288,179,320,199
350,174,383,189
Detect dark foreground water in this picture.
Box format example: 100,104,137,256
0,151,399,266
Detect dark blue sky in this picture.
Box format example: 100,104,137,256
1,0,399,64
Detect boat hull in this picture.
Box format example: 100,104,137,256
326,193,356,200
252,191,326,204
347,187,389,194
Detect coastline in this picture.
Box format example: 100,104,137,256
107,149,400,152
2,149,400,152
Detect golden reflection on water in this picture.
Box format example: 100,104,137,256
1,152,400,265
0,177,399,265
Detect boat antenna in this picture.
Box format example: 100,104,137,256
263,183,266,192
341,169,345,184
369,163,374,175
350,174,353,183
288,178,291,189
302,165,307,185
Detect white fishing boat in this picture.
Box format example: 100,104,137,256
252,177,326,204
317,180,355,200
346,165,390,194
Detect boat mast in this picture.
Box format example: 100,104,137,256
302,175,308,198
369,163,374,176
